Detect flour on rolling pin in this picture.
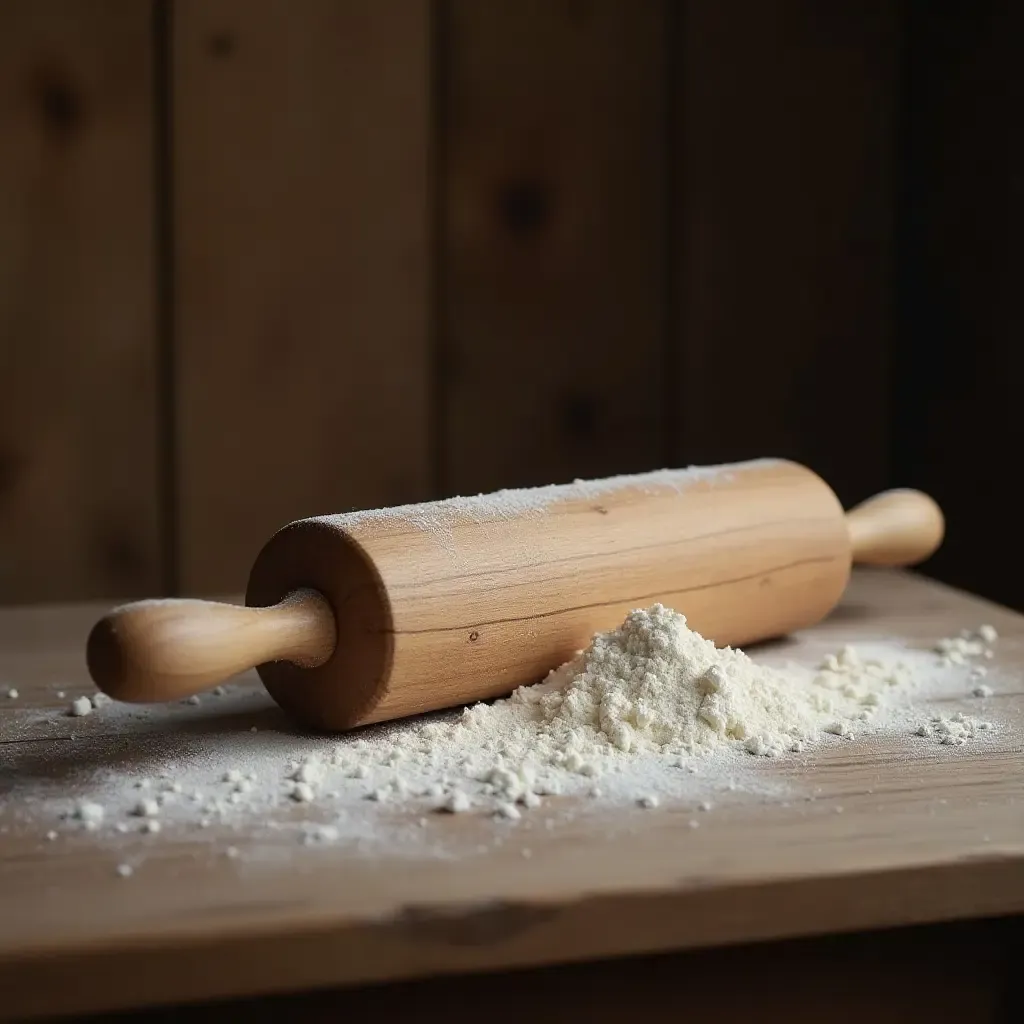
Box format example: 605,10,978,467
15,606,1005,866
316,461,762,555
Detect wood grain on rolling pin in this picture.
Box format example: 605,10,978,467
247,458,850,730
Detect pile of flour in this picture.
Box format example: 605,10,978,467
348,605,996,812
20,603,1000,855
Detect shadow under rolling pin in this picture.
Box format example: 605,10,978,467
87,459,944,732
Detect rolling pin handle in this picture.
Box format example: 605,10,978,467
846,489,945,567
86,589,337,703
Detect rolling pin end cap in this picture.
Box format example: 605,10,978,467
846,488,945,567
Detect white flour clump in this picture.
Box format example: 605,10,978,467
68,696,93,717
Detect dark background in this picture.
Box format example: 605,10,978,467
0,0,1020,608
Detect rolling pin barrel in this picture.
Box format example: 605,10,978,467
87,459,944,732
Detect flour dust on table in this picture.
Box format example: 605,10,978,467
0,604,1005,868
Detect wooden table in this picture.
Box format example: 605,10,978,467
1,570,1022,1021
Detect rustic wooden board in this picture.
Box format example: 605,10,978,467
174,0,432,594
0,0,161,604
1,570,1022,1019
440,0,668,495
673,0,898,506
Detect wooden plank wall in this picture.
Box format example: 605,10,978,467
440,0,668,496
675,0,898,507
174,0,432,593
0,0,161,604
1,0,908,603
894,0,1024,610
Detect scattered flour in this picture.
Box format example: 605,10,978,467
935,625,999,667
6,606,1007,861
915,712,993,745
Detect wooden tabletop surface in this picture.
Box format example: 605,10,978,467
1,569,1022,1020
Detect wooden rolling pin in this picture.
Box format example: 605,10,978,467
87,459,944,732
